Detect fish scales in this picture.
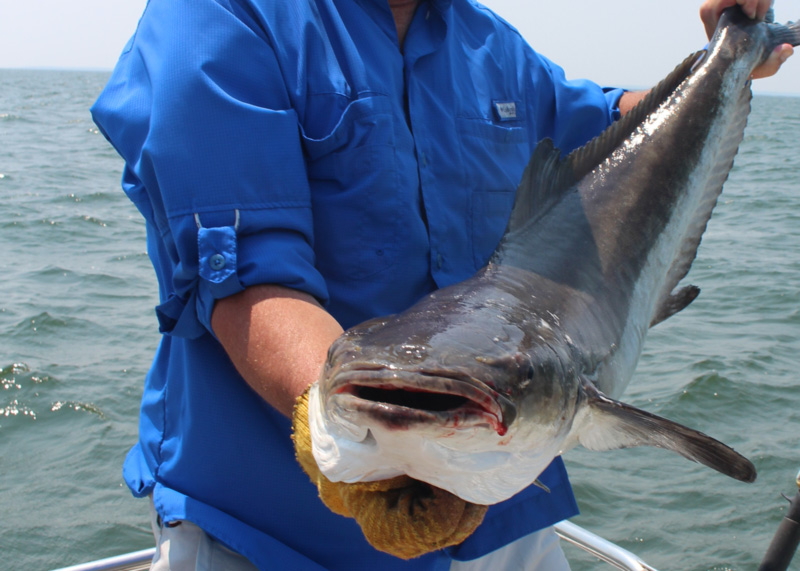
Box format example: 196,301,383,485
308,7,800,505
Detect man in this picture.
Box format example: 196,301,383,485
91,0,790,568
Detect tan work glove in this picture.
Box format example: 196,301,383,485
292,386,488,559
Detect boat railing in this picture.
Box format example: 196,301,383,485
554,521,658,571
52,548,154,571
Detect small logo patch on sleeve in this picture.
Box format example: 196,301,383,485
493,101,518,122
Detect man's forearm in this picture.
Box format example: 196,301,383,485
619,90,649,117
211,284,344,418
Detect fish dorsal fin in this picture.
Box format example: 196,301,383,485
502,49,706,239
567,379,756,482
503,138,575,235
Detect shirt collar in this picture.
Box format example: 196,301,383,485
355,0,453,15
429,0,453,13
403,0,451,61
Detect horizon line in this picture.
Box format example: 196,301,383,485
2,65,798,98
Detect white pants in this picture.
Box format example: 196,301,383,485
451,527,570,570
148,499,258,571
148,497,570,570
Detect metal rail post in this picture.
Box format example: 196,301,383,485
758,469,800,571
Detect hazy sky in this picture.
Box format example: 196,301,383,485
2,0,798,95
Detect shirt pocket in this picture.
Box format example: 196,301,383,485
456,117,531,269
301,95,401,282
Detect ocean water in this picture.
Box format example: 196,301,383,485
1,68,798,570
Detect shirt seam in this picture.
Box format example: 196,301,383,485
165,202,310,221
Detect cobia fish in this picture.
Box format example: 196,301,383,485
307,7,800,505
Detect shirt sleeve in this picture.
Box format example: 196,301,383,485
91,0,328,337
524,49,626,155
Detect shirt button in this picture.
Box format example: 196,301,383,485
209,254,226,271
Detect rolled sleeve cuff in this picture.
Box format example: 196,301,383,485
195,207,329,334
603,86,626,123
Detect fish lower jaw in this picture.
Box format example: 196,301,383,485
309,385,562,504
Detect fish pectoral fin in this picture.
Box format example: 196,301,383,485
574,383,756,483
650,285,701,327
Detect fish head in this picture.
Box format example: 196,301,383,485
320,314,519,442
311,284,583,503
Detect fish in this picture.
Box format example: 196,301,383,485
307,7,800,505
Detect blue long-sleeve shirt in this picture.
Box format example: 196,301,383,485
92,0,624,568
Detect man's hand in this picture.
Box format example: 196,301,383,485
700,0,793,78
621,0,792,116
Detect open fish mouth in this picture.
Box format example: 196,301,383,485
327,369,516,436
